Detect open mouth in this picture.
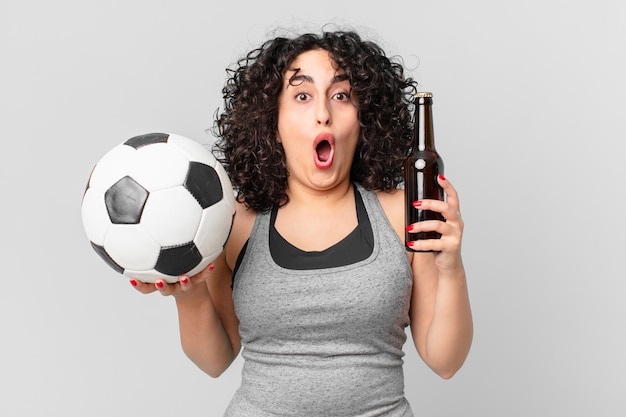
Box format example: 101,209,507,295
313,135,335,169
316,140,331,162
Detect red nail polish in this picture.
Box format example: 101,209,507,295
407,241,415,247
129,279,138,287
155,281,164,289
405,225,414,232
412,200,422,208
438,174,446,181
180,276,189,284
208,263,215,271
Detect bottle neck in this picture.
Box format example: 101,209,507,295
414,96,435,152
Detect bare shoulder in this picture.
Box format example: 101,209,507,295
375,188,406,243
223,201,256,270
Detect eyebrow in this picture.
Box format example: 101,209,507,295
287,70,350,87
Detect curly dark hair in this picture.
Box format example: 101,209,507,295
212,29,418,212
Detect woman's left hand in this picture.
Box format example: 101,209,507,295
406,174,464,271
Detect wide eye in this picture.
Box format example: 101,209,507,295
333,91,350,101
295,92,310,102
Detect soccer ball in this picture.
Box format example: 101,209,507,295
81,132,236,283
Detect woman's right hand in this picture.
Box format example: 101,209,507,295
129,262,215,298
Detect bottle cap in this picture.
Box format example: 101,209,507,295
415,92,433,98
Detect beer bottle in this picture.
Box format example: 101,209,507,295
404,92,445,252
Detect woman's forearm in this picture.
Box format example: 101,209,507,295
176,286,239,378
423,266,473,379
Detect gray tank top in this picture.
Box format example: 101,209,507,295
226,184,414,416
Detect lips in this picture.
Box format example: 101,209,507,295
313,134,335,169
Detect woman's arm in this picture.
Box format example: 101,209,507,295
379,176,473,379
410,251,473,379
408,175,473,378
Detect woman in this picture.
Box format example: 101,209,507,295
132,29,472,416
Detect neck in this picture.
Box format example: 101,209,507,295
275,179,357,251
284,179,354,209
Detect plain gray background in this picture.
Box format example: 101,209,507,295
2,0,625,416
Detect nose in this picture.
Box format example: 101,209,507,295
316,99,331,126
317,116,330,126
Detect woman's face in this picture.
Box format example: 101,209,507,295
277,49,360,193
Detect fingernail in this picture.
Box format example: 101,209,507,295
129,279,138,287
180,276,189,284
438,174,446,181
208,263,215,271
405,224,414,232
155,280,164,289
412,200,422,208
407,241,415,247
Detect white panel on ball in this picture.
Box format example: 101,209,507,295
104,224,161,271
124,268,178,284
88,145,137,191
128,143,190,191
167,133,216,166
141,186,203,247
81,188,112,245
195,201,234,257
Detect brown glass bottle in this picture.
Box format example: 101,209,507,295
404,92,445,252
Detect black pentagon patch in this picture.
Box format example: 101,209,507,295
124,133,169,149
155,242,202,277
184,162,223,209
91,242,124,274
105,176,149,224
